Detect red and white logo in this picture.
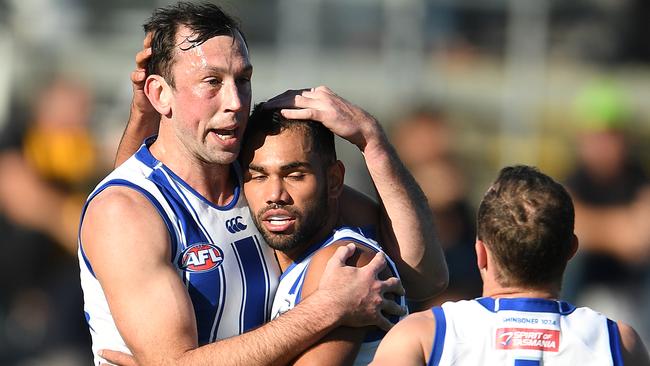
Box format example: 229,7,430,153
179,243,224,273
496,328,560,352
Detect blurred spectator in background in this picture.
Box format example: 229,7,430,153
0,77,100,365
563,80,650,344
391,107,481,303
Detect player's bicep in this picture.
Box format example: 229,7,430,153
81,187,197,365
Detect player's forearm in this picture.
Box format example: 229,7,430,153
114,101,160,167
179,291,340,366
361,132,448,302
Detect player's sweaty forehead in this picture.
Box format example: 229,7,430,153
181,36,250,87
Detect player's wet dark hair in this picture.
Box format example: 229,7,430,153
143,2,246,87
243,103,337,165
477,165,575,288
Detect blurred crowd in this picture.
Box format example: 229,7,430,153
1,0,650,365
0,78,105,364
562,81,650,342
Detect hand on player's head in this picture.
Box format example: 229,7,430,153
130,32,160,120
131,32,153,91
263,87,384,151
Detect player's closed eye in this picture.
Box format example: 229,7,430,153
286,172,306,181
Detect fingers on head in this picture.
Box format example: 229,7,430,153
293,94,305,104
136,48,152,65
286,88,309,97
144,32,153,47
281,108,318,121
131,70,146,83
304,86,330,98
266,88,308,105
315,85,331,93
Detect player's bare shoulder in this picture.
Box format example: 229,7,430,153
82,185,164,237
383,308,435,341
81,185,171,267
86,185,155,216
371,309,435,366
400,309,435,332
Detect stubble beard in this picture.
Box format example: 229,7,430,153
253,190,329,254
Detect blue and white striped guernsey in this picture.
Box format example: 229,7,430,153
270,226,405,366
78,137,280,365
428,297,624,366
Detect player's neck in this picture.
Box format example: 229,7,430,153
480,257,562,301
483,286,560,300
149,136,235,205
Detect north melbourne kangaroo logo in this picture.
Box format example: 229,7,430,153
226,216,247,233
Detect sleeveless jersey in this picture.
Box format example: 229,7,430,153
428,297,624,366
78,139,281,365
270,226,405,366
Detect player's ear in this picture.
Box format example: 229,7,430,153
568,233,579,260
144,75,173,117
476,239,488,271
327,160,345,199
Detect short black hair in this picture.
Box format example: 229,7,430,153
143,2,245,87
244,103,337,165
477,165,575,288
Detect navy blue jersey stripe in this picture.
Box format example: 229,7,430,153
514,360,540,366
233,236,269,332
232,242,247,334
476,297,577,315
253,235,272,322
149,168,210,245
607,319,624,366
291,267,309,297
209,266,227,342
148,168,226,344
84,311,94,332
133,136,159,167
161,164,240,211
428,306,446,366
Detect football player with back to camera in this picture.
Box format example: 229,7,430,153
371,165,650,366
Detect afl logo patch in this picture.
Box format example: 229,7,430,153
179,243,224,273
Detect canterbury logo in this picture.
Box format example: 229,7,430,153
225,216,247,233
